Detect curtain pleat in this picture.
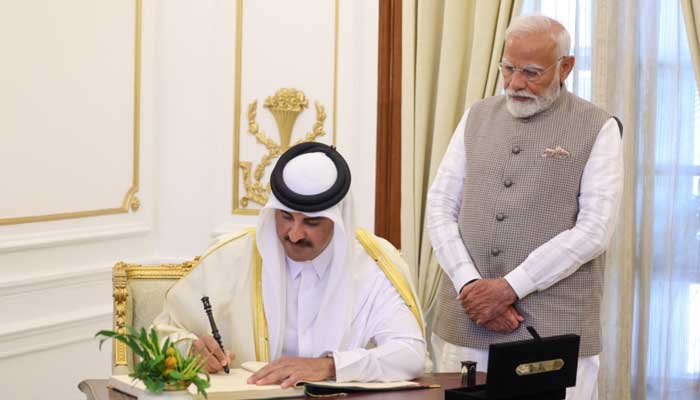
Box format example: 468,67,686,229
400,0,521,325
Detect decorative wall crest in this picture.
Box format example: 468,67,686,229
238,88,327,209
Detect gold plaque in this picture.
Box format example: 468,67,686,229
515,358,565,376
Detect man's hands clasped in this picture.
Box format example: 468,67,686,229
458,278,524,333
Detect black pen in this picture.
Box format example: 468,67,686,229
201,296,230,374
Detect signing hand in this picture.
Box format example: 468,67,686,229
458,278,518,325
482,306,524,333
192,335,235,373
247,356,336,388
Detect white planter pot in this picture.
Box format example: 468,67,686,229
138,390,194,400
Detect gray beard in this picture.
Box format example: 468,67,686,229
505,77,562,118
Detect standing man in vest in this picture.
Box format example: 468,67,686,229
427,15,623,399
154,142,426,386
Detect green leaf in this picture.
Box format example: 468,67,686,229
149,328,161,356
127,325,139,337
193,376,210,399
168,370,184,380
161,337,171,356
97,338,110,351
144,377,164,393
139,327,149,349
147,354,165,371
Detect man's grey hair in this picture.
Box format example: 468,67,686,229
505,14,571,58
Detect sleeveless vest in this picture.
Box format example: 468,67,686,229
433,89,610,356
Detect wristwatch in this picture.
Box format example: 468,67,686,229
324,352,336,379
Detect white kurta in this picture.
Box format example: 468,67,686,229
426,108,623,400
152,230,426,383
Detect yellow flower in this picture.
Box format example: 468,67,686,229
165,356,177,368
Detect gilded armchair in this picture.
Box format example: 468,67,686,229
110,258,199,374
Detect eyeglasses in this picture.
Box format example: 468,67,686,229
499,56,564,82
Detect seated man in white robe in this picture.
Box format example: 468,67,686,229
152,142,426,387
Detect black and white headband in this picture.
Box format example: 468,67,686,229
270,142,351,213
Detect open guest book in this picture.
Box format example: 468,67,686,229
108,361,431,399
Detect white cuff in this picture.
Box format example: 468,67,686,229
329,350,359,382
504,267,537,299
450,263,482,294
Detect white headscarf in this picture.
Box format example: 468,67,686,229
256,151,361,359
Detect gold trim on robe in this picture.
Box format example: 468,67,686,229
354,228,425,335
251,230,270,361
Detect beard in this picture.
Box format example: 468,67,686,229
505,71,562,118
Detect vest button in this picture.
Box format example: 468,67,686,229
504,179,513,188
491,247,501,256
496,213,505,221
512,145,521,154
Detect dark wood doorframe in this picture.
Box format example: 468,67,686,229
375,0,402,248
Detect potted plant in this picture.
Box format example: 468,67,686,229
96,326,210,399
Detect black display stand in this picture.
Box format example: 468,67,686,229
445,327,580,400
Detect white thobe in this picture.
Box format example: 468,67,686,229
427,108,623,400
153,230,426,383
282,242,426,381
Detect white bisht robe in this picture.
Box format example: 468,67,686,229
153,196,426,382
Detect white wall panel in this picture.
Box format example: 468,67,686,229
336,0,378,231
0,0,158,399
0,329,111,400
0,0,139,221
157,0,378,259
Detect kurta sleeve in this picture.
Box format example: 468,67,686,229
426,109,483,293
503,118,623,298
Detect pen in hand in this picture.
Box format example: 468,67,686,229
201,296,230,374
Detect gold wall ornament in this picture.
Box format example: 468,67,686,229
264,88,308,149
232,0,339,215
238,90,327,209
129,196,141,212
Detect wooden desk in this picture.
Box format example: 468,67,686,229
79,373,485,400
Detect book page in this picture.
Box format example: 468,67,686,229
296,380,420,390
208,369,291,393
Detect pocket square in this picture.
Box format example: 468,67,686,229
542,146,570,159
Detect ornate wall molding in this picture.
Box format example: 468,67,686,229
0,0,143,225
0,306,111,360
0,222,150,254
0,264,111,299
232,0,339,215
